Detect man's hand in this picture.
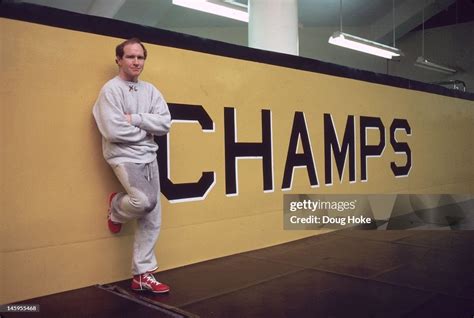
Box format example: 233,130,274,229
125,114,132,124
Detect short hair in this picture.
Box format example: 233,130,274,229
115,38,147,59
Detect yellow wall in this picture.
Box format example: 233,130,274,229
1,18,473,304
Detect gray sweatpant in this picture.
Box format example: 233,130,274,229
109,159,161,275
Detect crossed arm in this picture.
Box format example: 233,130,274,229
94,87,171,143
127,91,171,137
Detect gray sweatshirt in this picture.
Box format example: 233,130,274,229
93,76,171,165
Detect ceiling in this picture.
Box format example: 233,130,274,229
9,0,474,92
15,0,474,44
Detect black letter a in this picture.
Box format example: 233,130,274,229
282,112,318,190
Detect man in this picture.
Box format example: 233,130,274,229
93,38,171,293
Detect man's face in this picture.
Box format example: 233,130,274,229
117,43,145,82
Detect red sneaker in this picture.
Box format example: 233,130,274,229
131,273,170,294
107,192,122,234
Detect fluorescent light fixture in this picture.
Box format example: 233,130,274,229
414,56,457,74
172,0,249,22
328,31,403,59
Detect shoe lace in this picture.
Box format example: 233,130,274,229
143,273,160,286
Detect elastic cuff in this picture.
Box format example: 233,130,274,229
130,114,142,126
133,266,159,276
147,267,159,274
